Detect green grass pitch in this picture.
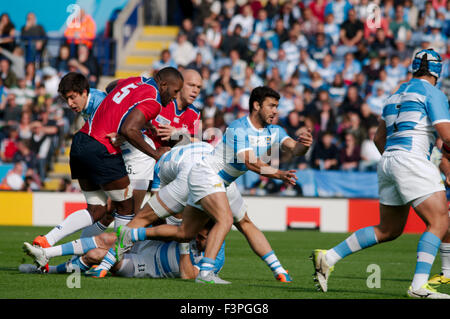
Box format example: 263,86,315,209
0,225,449,299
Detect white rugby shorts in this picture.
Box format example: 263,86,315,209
120,134,156,188
377,150,445,206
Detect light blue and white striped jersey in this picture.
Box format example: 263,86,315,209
207,115,290,185
133,239,225,278
382,78,450,158
80,88,107,122
152,142,214,190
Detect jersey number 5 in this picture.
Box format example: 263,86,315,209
112,83,138,104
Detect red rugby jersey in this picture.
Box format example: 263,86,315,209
79,76,162,154
148,98,201,148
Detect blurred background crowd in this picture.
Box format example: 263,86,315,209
0,0,449,195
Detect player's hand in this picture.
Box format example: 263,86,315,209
155,146,171,161
106,132,125,147
157,124,177,141
280,169,297,186
297,127,313,148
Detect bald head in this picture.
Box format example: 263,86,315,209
178,69,203,107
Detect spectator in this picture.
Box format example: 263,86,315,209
329,72,347,106
18,111,33,141
24,62,39,89
10,78,35,107
12,139,38,172
324,13,341,46
214,65,238,96
0,161,24,190
64,8,97,49
309,32,332,64
310,131,340,170
21,12,47,66
170,32,196,67
338,85,363,116
389,5,412,42
180,18,197,44
359,125,382,172
22,167,41,191
338,8,364,55
51,44,71,77
229,49,247,86
339,132,361,171
193,33,214,67
0,46,25,79
385,55,408,88
29,120,53,180
309,0,327,23
340,52,362,85
152,49,177,73
0,57,17,88
316,100,338,134
2,93,22,126
0,125,19,162
324,0,353,25
204,20,223,50
242,65,263,92
359,103,380,131
58,177,78,192
67,44,100,88
0,13,16,53
227,3,255,38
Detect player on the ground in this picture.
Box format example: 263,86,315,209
311,49,450,299
22,219,224,280
116,140,293,282
429,141,450,286
118,86,313,284
31,68,183,265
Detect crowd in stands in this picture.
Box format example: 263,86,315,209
1,0,450,196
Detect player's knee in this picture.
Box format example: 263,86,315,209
96,232,116,248
84,248,106,265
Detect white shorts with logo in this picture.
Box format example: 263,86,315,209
377,150,445,206
120,134,156,190
186,160,246,222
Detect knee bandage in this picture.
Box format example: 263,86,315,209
105,185,134,202
83,190,108,206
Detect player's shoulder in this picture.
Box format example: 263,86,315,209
90,88,106,97
228,116,249,129
186,104,201,117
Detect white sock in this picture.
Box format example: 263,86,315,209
96,248,116,272
440,242,450,278
80,221,108,238
45,209,93,246
113,214,134,232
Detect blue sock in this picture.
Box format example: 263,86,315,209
411,232,441,290
96,248,117,272
326,226,378,266
199,257,216,276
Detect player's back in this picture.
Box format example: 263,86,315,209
156,142,214,186
382,78,450,159
79,76,162,154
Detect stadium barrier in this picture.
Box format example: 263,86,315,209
0,191,430,234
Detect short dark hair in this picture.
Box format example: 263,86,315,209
249,86,280,113
58,72,90,97
155,67,184,84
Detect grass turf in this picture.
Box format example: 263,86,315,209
0,225,449,299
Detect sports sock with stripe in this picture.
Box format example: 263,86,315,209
96,248,117,272
440,242,450,278
261,250,287,276
44,237,98,258
411,232,441,290
326,226,378,267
